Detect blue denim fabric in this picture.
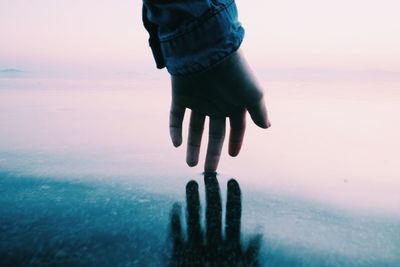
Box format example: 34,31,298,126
142,0,244,76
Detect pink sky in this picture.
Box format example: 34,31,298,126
1,0,400,73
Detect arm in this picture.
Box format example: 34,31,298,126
142,0,244,75
142,0,270,173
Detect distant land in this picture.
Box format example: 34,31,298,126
0,68,24,73
0,69,25,78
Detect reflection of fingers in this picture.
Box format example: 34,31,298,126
229,110,246,157
186,180,202,247
244,234,263,266
204,118,226,173
204,174,222,247
225,179,241,248
169,102,186,147
247,97,271,129
186,111,206,167
170,203,183,249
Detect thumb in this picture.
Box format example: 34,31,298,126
247,98,271,129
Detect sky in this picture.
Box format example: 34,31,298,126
0,0,400,74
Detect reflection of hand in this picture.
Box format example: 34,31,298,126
168,175,261,267
169,49,271,173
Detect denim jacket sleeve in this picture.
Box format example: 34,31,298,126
142,0,244,76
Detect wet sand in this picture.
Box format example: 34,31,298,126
1,172,399,267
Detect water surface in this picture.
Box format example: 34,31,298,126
0,74,399,266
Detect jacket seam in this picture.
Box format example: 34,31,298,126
158,0,235,43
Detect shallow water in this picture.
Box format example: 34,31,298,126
0,74,399,266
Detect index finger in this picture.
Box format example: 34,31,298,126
228,109,246,157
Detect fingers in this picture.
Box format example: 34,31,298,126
246,97,271,129
170,203,183,250
186,180,202,247
204,174,222,247
186,111,206,167
225,179,242,248
204,118,226,173
228,110,246,157
169,102,186,147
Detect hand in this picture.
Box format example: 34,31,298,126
169,49,271,173
168,175,262,267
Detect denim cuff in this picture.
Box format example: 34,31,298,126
142,6,165,69
156,1,244,76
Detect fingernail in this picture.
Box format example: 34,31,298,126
266,119,271,128
172,138,182,147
